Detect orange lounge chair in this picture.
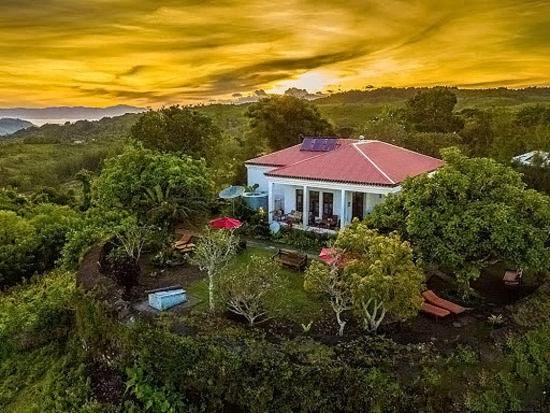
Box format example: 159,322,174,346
421,302,450,318
422,290,466,314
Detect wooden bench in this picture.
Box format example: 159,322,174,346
272,249,308,271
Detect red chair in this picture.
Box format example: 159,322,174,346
421,302,451,318
422,290,466,314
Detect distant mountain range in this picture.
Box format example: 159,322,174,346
0,118,35,136
0,105,145,122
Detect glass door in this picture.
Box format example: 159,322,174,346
309,191,319,224
322,192,334,217
352,192,364,220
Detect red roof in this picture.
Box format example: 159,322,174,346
246,140,443,186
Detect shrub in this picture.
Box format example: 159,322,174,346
273,227,334,252
0,210,38,287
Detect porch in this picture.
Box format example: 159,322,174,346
267,179,394,231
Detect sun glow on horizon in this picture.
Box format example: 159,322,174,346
0,0,548,107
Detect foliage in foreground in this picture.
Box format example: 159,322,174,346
0,204,80,288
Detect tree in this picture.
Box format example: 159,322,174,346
304,260,353,336
218,255,282,326
515,104,550,128
459,109,495,156
130,105,222,159
335,224,424,332
246,95,334,151
404,88,464,133
93,145,213,227
0,211,38,287
191,228,239,311
368,148,550,291
25,204,81,274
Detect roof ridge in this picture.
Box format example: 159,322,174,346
358,139,442,161
269,142,348,173
352,142,396,185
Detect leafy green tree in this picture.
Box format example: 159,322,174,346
130,105,221,158
304,260,353,336
246,95,334,151
335,224,424,332
515,104,550,128
0,211,37,287
190,227,239,311
93,145,213,227
368,148,550,290
218,255,282,326
0,188,28,212
404,88,464,133
75,169,93,211
459,109,495,156
25,204,81,274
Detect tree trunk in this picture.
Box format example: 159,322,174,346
335,310,346,337
208,272,214,311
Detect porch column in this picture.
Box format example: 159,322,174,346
340,189,346,228
302,185,308,226
319,192,324,218
268,181,274,223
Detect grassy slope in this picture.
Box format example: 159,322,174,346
187,247,327,323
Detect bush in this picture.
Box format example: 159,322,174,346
0,210,38,287
273,227,335,252
127,324,409,413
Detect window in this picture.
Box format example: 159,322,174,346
322,192,333,216
296,189,304,212
309,191,320,216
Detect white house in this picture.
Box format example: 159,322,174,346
245,138,443,231
512,150,550,167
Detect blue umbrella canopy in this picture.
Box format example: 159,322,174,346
219,185,245,199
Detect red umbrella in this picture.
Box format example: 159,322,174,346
209,217,242,230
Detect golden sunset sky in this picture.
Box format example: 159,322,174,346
0,0,549,107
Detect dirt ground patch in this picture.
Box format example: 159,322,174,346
126,253,206,302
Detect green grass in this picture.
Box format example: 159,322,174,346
186,247,327,323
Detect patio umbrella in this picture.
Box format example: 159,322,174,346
209,217,242,230
319,247,339,266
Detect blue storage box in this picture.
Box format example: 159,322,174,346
148,289,187,311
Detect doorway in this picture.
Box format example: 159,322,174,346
352,192,364,220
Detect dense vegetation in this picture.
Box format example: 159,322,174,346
0,87,549,412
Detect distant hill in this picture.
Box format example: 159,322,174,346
6,112,141,144
0,118,34,136
0,104,144,124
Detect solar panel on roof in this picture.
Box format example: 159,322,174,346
300,137,337,152
300,138,316,151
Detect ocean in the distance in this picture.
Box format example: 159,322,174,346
24,118,101,126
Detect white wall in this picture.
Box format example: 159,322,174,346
246,165,275,191
366,193,385,213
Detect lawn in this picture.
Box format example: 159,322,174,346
186,247,328,323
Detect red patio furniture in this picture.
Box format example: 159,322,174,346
422,290,466,314
209,217,242,230
174,230,197,253
503,269,522,287
421,302,451,318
